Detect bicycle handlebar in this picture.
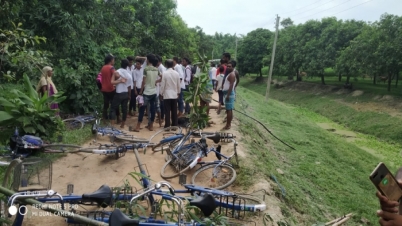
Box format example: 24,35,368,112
129,181,175,205
9,190,63,207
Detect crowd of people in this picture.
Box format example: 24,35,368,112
97,52,239,132
34,52,402,225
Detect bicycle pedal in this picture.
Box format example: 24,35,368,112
179,174,187,185
67,184,74,194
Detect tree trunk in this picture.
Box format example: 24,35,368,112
296,69,301,81
259,68,262,77
338,73,342,82
321,73,325,85
388,72,392,92
346,74,351,84
373,73,377,85
396,71,399,88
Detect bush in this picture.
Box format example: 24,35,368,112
0,74,66,140
261,66,269,76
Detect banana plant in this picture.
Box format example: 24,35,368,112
183,73,210,129
193,51,210,73
0,74,66,136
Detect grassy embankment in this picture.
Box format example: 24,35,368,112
271,67,402,97
241,75,402,146
234,78,402,224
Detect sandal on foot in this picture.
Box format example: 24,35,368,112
221,126,231,131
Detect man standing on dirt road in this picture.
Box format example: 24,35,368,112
209,63,217,90
173,57,185,117
221,61,236,130
160,59,181,128
133,54,159,132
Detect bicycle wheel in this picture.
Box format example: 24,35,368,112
191,164,236,190
114,134,148,143
63,118,84,130
76,115,96,124
160,145,199,179
42,144,83,153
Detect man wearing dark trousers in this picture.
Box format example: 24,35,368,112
182,57,192,114
160,59,181,128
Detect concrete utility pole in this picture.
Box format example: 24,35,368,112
265,15,280,101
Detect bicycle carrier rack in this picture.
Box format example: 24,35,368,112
215,190,266,220
12,157,52,192
218,132,236,143
111,186,138,208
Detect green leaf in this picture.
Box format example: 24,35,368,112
37,124,45,133
23,74,38,99
0,111,13,122
0,97,16,108
23,126,36,134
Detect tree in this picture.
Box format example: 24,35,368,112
237,28,272,78
274,24,304,80
280,18,294,28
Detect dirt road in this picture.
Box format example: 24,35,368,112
23,92,247,225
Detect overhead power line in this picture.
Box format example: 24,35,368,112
288,0,337,18
280,0,323,15
330,0,376,16
297,0,353,20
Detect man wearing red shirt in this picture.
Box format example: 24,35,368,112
215,53,231,77
101,54,120,122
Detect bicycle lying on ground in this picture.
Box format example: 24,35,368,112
3,153,265,225
160,131,239,189
62,114,96,130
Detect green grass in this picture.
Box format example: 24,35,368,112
239,76,402,146
234,87,397,224
263,67,402,97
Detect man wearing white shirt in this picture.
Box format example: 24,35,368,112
160,59,181,127
127,56,136,116
132,58,147,116
209,63,217,90
173,57,185,117
156,55,166,127
182,57,192,114
110,59,132,128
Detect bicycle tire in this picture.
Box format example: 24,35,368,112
42,144,83,153
160,145,199,179
75,115,96,123
62,118,84,130
114,134,148,143
191,164,236,190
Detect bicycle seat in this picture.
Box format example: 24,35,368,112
82,185,113,208
206,133,221,144
189,194,217,217
109,208,139,226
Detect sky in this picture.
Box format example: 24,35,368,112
176,0,402,35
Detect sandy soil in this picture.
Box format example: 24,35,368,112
22,92,274,226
